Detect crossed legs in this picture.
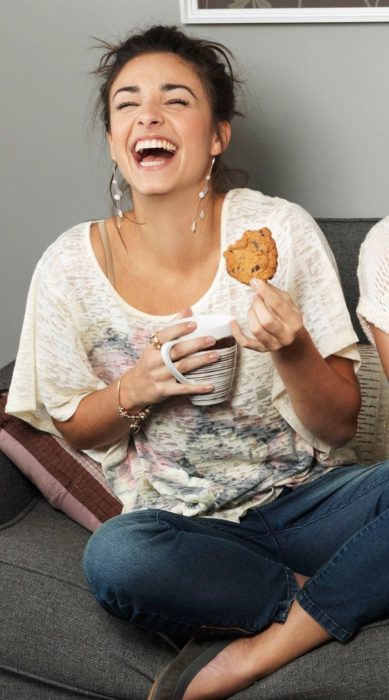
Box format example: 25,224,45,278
83,462,389,698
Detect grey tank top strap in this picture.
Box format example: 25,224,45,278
97,221,115,288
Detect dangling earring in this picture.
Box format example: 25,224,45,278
191,157,215,233
110,161,123,229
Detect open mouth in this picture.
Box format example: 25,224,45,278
133,138,177,166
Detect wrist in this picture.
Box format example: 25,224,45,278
271,327,309,362
116,374,152,434
116,370,145,412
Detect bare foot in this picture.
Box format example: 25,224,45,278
183,636,261,700
183,579,315,699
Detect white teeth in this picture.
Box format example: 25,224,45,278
140,160,165,167
135,139,177,153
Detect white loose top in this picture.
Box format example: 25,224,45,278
357,216,389,344
7,189,360,521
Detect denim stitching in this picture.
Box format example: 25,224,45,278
102,597,257,633
156,508,296,603
264,467,389,535
306,505,389,583
100,509,296,634
297,589,351,641
295,507,389,640
250,508,299,605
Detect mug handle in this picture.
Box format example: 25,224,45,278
160,340,197,385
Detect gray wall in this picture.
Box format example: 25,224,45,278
1,0,388,366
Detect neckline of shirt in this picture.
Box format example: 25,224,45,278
84,190,233,320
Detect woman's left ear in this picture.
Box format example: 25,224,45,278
107,132,116,162
211,121,232,156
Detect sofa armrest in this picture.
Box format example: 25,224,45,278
0,449,40,526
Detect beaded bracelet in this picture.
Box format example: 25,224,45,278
116,376,151,434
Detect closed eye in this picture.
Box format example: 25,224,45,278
166,98,188,106
115,101,139,110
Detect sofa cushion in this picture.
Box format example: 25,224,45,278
317,219,379,344
0,392,122,532
0,448,40,525
0,498,175,699
1,498,389,699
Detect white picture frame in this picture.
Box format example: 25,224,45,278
180,0,389,24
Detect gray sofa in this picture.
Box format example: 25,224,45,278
1,218,389,699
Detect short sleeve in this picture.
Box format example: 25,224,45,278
6,258,129,467
357,217,389,343
270,202,360,450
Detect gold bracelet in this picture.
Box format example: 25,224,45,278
116,376,151,434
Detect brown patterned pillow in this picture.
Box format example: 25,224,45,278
0,392,122,531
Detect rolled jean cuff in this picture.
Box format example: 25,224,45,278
296,589,353,642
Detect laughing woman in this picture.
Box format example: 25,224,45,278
357,217,389,379
6,24,389,700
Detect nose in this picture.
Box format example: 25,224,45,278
137,105,163,128
138,116,161,127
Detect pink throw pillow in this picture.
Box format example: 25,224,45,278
0,392,122,531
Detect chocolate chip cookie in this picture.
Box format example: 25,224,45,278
223,227,278,285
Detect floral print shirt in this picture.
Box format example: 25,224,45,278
7,189,360,521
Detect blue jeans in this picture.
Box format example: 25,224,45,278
83,462,389,644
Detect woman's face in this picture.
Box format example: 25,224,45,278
107,52,230,199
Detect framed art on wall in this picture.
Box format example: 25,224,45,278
180,0,389,24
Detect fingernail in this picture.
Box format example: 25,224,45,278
187,322,196,329
250,278,263,290
205,336,216,345
209,352,219,360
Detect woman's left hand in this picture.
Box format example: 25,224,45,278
230,278,303,352
230,278,360,447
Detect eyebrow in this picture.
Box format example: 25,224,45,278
112,83,197,100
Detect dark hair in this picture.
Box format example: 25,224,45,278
95,25,241,131
93,25,246,191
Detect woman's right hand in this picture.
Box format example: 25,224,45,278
52,310,220,450
119,310,220,409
